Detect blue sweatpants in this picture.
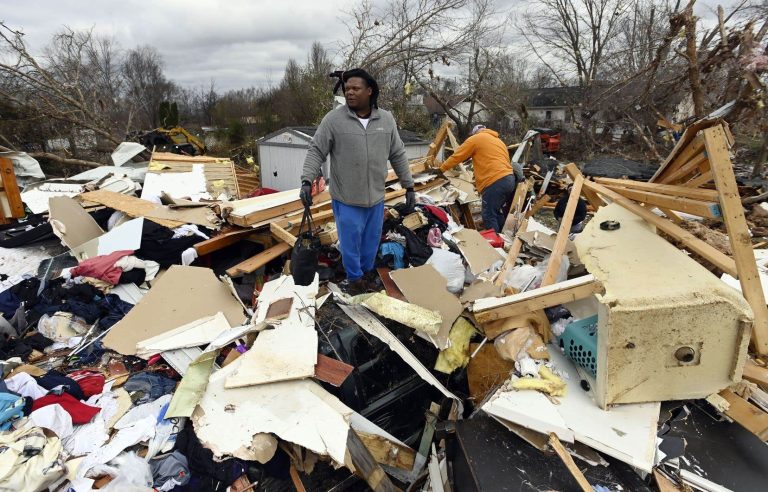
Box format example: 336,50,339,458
332,200,385,281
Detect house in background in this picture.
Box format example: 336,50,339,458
519,86,583,128
256,126,433,191
423,94,491,128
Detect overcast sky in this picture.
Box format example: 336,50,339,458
1,0,743,92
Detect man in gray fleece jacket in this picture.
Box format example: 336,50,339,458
301,68,415,293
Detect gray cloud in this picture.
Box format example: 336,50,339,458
1,0,748,91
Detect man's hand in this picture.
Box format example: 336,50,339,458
404,187,416,214
425,167,445,179
300,180,313,207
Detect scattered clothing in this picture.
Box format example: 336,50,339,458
67,370,106,399
174,425,246,492
35,370,86,401
379,242,406,270
136,221,206,269
0,392,25,431
124,372,177,405
150,450,191,490
31,392,100,425
4,372,48,400
28,403,74,439
0,425,66,491
70,250,134,285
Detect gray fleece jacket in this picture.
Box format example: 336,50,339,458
301,105,414,207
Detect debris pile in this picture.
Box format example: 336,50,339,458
1,118,767,491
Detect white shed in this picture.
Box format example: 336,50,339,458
257,126,432,191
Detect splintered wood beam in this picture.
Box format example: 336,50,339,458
0,157,24,220
475,275,602,324
495,217,529,287
270,223,297,247
593,177,719,201
685,170,713,188
549,433,593,492
346,429,401,492
425,119,452,167
743,360,768,388
659,151,709,185
564,163,603,209
603,185,722,219
582,180,738,278
704,125,768,355
194,228,261,255
719,389,768,441
541,175,584,287
225,242,292,278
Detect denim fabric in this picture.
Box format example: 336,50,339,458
124,372,177,405
481,174,517,233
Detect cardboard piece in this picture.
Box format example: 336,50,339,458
460,280,503,304
452,228,504,275
71,218,144,260
390,265,463,349
102,266,246,355
48,196,103,250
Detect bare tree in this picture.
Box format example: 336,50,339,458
122,45,176,128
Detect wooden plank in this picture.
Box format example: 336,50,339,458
685,169,713,188
289,465,307,492
228,190,331,227
705,125,768,355
279,209,335,232
604,186,722,219
377,267,407,301
582,180,738,277
540,175,583,287
357,431,416,471
225,242,292,277
194,228,259,255
719,389,768,440
313,353,354,387
659,151,708,184
425,119,452,167
346,429,401,492
474,275,603,324
495,218,528,286
78,189,185,228
653,470,683,492
593,177,719,201
743,360,768,388
0,157,24,219
526,194,550,218
651,128,709,183
270,223,297,247
548,433,593,492
564,163,603,209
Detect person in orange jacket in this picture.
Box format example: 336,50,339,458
437,125,517,232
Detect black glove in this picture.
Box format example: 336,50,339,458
404,188,416,213
426,167,445,178
300,180,313,207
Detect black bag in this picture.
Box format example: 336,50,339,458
290,206,321,286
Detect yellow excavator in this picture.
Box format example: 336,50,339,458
135,127,206,156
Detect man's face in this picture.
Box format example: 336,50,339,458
345,77,372,112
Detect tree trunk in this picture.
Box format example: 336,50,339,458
28,152,102,168
752,131,768,178
684,10,706,117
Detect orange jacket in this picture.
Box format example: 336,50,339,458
439,129,513,193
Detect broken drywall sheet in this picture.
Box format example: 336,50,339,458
71,217,144,260
483,349,660,472
390,265,463,350
135,312,232,358
103,265,246,355
48,196,104,250
340,304,462,411
141,164,208,201
225,275,319,388
452,228,504,275
358,292,442,336
194,357,408,466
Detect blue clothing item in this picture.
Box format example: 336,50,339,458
380,242,406,269
124,372,177,405
332,199,385,281
0,393,25,431
481,174,516,233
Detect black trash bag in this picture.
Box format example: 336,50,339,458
290,206,321,286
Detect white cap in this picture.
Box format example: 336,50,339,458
471,124,486,135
